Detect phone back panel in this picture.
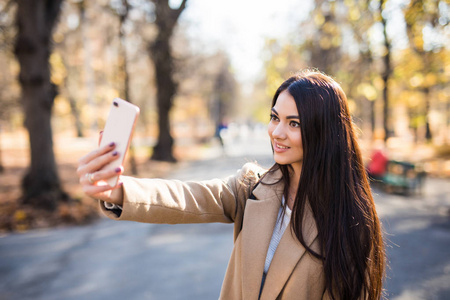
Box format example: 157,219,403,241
99,98,140,187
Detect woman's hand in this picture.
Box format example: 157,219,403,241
77,137,124,205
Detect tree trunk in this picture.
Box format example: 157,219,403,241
15,0,68,210
382,68,390,142
370,99,376,137
148,0,187,162
150,37,176,162
61,55,84,138
404,0,438,144
66,89,84,138
423,87,432,142
380,0,392,142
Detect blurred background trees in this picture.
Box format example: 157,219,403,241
149,0,187,162
0,0,448,211
14,0,67,210
0,0,18,173
259,0,449,145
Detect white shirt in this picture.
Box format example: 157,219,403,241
264,197,291,274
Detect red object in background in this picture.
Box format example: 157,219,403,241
368,149,388,177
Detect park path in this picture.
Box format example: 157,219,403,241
0,133,449,299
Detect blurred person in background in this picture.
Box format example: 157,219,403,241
367,140,388,181
77,69,385,300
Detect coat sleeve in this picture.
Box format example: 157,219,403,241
99,162,263,225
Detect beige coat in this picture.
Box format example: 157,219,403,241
100,163,328,299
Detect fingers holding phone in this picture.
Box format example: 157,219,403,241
77,98,139,205
77,142,124,203
80,167,124,205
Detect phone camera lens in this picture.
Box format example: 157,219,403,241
113,101,118,107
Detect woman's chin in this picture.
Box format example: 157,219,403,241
273,158,290,166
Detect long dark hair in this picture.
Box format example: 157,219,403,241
269,70,385,299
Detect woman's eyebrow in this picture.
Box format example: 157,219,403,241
271,108,299,119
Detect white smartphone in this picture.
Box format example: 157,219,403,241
99,98,140,187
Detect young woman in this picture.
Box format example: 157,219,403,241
78,70,385,299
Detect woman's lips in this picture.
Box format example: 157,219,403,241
273,142,290,153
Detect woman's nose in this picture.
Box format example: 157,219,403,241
272,124,286,139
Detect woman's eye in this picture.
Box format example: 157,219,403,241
270,114,279,122
290,121,300,128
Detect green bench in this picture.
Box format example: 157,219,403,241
381,160,426,195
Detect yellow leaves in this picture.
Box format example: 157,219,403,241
13,210,29,232
263,40,302,98
373,77,385,91
332,36,342,47
407,91,421,107
318,35,342,49
314,14,325,26
14,210,27,221
252,105,270,124
347,98,356,114
320,37,332,50
54,95,71,116
357,83,378,101
349,7,361,22
410,114,426,128
423,0,437,14
409,74,424,88
274,55,287,69
409,73,437,88
265,73,284,98
413,35,424,51
424,73,437,86
344,0,354,7
322,22,339,35
50,52,67,86
397,90,418,107
315,21,341,49
436,90,448,103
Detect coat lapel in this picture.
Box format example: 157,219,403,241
241,169,284,300
240,167,320,299
260,200,319,299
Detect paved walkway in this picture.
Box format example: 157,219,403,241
374,177,450,300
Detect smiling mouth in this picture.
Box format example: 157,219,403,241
275,143,290,149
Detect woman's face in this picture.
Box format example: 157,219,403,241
268,90,303,174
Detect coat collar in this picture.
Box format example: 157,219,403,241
241,166,319,299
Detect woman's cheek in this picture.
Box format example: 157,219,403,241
267,124,273,139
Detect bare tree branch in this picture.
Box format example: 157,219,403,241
173,0,187,21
